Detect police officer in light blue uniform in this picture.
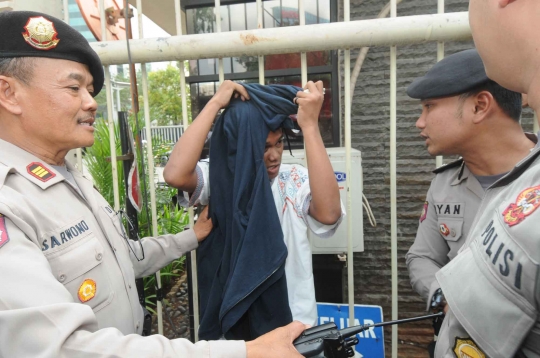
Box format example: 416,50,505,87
404,49,535,354
0,10,306,358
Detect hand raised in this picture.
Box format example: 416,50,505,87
208,80,250,109
294,80,324,132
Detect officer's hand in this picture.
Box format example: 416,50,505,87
295,81,324,132
208,80,250,109
193,206,212,242
245,321,307,358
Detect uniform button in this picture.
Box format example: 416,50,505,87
96,253,103,261
58,274,66,282
129,284,132,289
136,321,140,330
451,229,456,237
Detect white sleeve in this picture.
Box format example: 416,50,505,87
295,173,345,239
177,161,210,207
0,216,246,358
131,229,199,278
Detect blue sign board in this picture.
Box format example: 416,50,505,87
317,303,384,358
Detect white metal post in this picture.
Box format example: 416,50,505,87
215,0,225,83
299,0,307,86
435,0,445,169
257,0,264,84
99,0,121,211
175,0,200,342
390,0,398,356
62,0,84,173
135,0,163,335
343,0,355,327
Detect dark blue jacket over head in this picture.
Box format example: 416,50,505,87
197,84,301,340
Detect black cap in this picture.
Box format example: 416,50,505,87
0,11,104,96
407,49,489,100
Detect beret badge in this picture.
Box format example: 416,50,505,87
22,16,60,51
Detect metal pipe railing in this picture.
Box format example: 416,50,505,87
435,0,445,169
299,0,307,86
257,0,264,84
99,0,120,211
91,12,471,65
134,0,163,335
91,4,476,353
390,0,398,356
215,0,225,83
174,0,199,342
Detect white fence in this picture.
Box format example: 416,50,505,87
140,125,185,144
85,0,470,354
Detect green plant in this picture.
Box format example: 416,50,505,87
84,117,189,311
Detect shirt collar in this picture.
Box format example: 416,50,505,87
0,138,66,190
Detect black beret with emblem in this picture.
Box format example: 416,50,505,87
407,49,489,100
0,11,104,96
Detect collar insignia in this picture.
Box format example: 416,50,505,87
502,185,540,227
78,279,96,303
22,16,60,51
439,223,450,236
27,162,56,182
0,214,10,249
453,337,485,358
420,201,428,223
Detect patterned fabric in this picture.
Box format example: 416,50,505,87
276,165,309,221
189,164,205,207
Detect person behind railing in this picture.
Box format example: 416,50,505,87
164,79,344,339
0,10,306,358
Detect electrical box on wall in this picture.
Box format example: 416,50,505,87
281,147,364,254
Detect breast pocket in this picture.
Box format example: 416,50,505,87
437,218,464,242
45,235,114,312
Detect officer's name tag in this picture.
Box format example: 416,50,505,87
41,218,92,253
472,215,538,305
434,202,464,217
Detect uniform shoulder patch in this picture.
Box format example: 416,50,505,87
26,162,56,182
453,337,486,358
502,185,540,227
433,158,464,174
0,214,10,249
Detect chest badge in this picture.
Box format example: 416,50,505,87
453,337,485,358
502,185,540,227
27,162,56,182
420,201,428,223
22,16,60,50
78,279,96,303
439,223,450,236
0,214,10,249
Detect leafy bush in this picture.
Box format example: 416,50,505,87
84,117,189,312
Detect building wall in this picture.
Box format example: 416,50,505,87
341,0,536,356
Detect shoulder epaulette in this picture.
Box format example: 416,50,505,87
432,158,464,174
